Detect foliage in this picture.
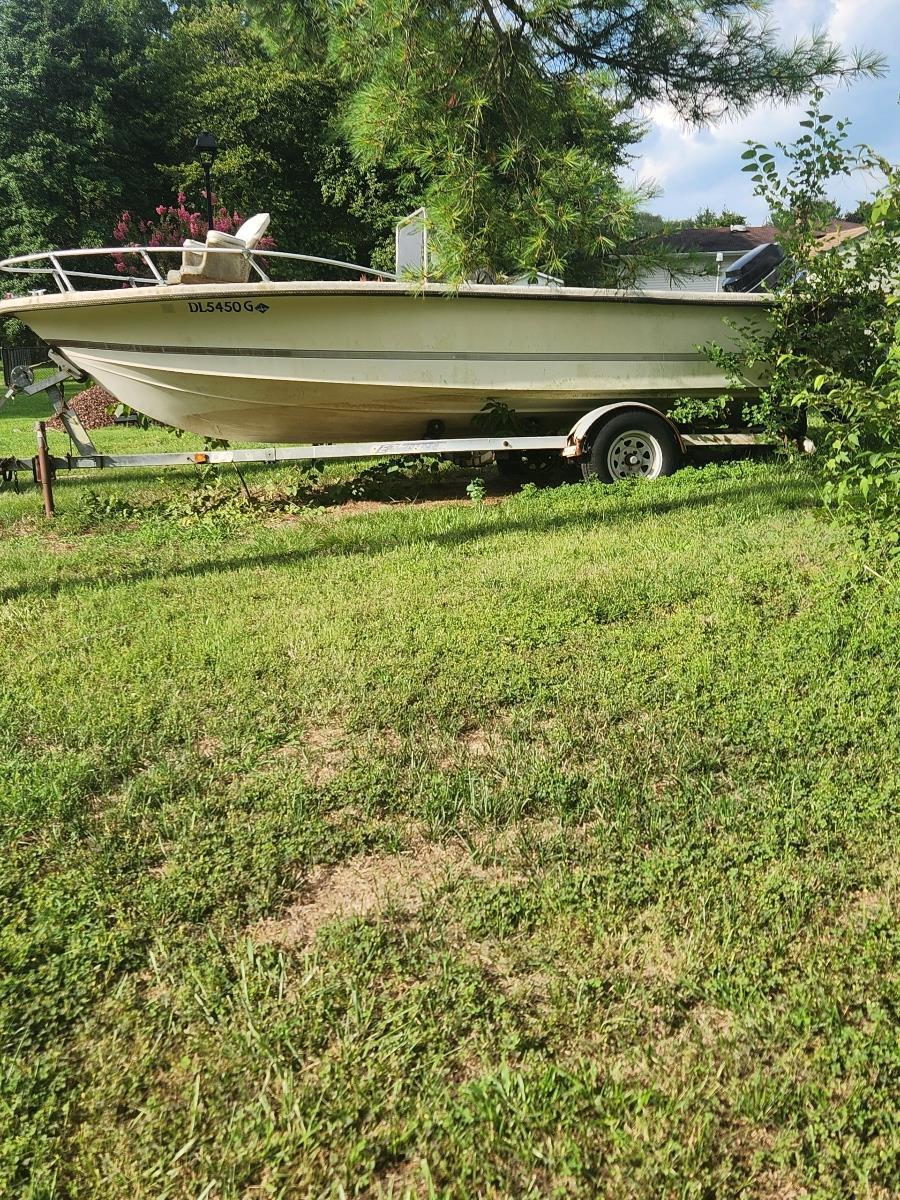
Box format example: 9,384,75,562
286,456,446,505
716,93,900,545
344,49,644,284
668,393,735,428
0,0,883,289
113,194,237,249
251,0,883,282
692,207,748,228
0,315,42,349
157,2,415,273
0,0,173,254
0,0,415,276
465,475,487,502
471,399,540,436
812,338,900,546
844,198,874,225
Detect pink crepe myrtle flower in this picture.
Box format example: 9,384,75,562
111,196,276,279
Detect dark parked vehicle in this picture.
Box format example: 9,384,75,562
724,242,785,292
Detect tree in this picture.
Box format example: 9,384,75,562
692,207,747,227
0,0,414,275
844,199,873,224
0,0,172,254
157,3,417,273
250,0,884,282
767,196,842,230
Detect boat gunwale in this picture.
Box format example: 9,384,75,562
0,278,771,318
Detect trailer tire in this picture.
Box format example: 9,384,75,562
581,412,681,483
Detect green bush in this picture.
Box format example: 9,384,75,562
711,92,900,549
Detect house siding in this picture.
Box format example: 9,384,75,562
637,254,742,293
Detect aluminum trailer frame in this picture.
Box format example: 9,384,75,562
3,429,764,475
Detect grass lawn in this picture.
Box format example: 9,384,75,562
1,395,899,1197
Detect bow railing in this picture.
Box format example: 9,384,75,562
0,245,397,293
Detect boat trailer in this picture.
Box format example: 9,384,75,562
1,355,768,519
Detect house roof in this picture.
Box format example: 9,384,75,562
813,223,869,252
663,220,866,254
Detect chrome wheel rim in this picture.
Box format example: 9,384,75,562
606,430,664,480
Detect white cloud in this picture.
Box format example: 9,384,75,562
827,0,896,47
775,0,834,41
629,0,900,221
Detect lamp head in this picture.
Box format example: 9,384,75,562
194,131,218,166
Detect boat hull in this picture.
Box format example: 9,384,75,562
1,282,769,442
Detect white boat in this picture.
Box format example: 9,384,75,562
0,226,769,445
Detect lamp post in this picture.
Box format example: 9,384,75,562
194,131,218,232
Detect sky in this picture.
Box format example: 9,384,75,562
629,0,900,223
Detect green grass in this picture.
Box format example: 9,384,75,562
1,379,208,461
1,411,899,1197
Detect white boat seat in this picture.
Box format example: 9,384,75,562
166,212,271,286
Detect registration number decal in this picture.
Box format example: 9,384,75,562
187,300,270,314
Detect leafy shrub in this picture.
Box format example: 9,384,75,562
74,489,143,523
714,92,900,549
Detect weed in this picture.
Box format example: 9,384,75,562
466,476,487,503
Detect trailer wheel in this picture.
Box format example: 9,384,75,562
581,412,681,483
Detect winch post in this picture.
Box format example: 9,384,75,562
34,421,55,518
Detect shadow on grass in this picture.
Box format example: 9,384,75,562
0,476,816,604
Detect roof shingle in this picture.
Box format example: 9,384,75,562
662,220,865,253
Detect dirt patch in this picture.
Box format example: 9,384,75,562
751,1171,811,1200
435,723,506,769
196,736,223,760
42,532,78,554
848,866,899,922
461,935,555,1001
266,723,353,784
304,724,347,753
271,743,304,761
366,1158,430,1199
688,1002,734,1044
252,838,510,948
460,728,493,757
851,887,896,920
323,802,366,829
621,907,689,986
377,728,404,753
724,1119,819,1200
303,723,352,783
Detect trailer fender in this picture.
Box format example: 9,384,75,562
562,403,684,460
